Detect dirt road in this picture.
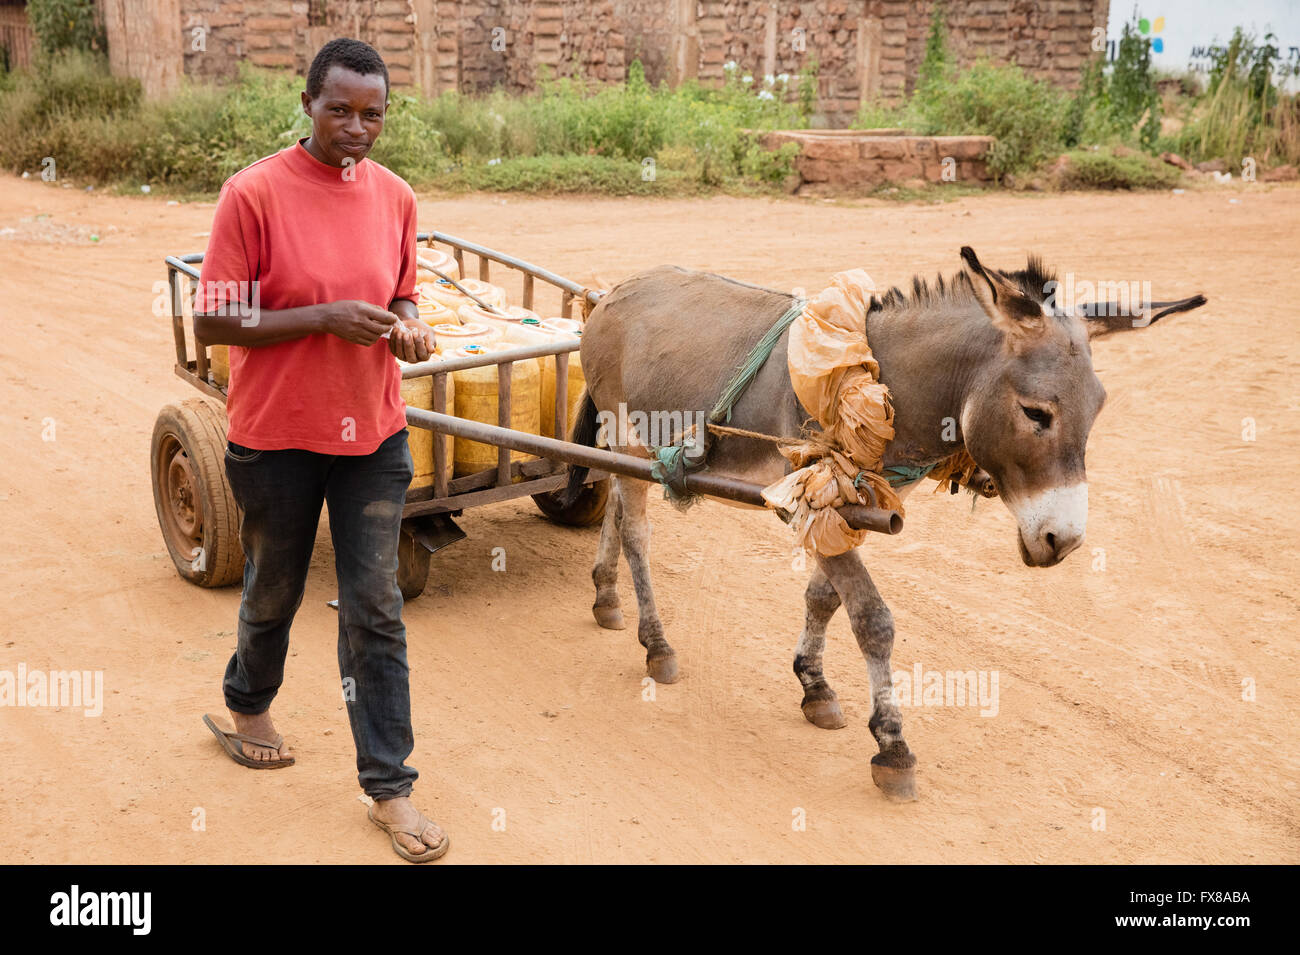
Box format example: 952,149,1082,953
1,175,1296,863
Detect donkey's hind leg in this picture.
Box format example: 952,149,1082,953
591,476,625,630
795,565,848,729
815,548,917,801
617,476,679,684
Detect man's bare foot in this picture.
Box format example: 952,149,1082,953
370,796,446,857
229,709,292,764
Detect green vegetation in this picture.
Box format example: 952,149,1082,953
0,52,810,195
26,0,105,56
853,3,1067,178
1055,147,1181,189
6,11,1295,198
1163,29,1300,167
855,4,1298,188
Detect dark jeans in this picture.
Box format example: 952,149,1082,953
222,428,418,801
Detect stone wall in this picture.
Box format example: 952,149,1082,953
172,0,1107,125
694,0,1109,126
180,0,426,88
761,129,995,192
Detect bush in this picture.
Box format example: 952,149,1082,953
27,0,105,56
20,49,139,122
1055,147,1181,189
915,61,1066,178
1108,19,1162,149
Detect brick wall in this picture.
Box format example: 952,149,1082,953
181,0,423,88
693,0,1108,126
174,0,1107,126
614,0,677,86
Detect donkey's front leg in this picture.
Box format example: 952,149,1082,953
815,548,917,801
616,476,679,684
795,566,848,730
591,476,625,630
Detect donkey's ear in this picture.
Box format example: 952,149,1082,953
1083,294,1208,339
960,247,1045,350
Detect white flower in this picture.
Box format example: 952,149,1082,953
764,74,775,86
742,74,753,85
777,72,791,84
487,158,501,166
724,60,737,71
757,89,775,101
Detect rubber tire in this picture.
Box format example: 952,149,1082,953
151,398,245,587
397,530,431,601
532,476,610,527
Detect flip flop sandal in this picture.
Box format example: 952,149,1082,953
368,806,450,863
202,713,296,769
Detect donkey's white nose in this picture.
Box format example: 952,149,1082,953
1010,483,1088,567
1040,525,1084,563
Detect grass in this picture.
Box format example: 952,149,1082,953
1055,147,1181,189
0,52,811,196
1161,39,1300,168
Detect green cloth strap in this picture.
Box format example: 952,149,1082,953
882,464,937,487
708,299,808,425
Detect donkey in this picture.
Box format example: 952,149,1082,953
563,247,1205,799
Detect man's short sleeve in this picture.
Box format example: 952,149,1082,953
194,180,259,313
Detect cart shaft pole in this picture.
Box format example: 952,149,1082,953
403,408,902,534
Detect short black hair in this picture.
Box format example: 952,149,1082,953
307,38,389,99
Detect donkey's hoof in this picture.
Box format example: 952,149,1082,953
593,605,625,630
646,653,680,684
870,743,918,802
801,698,848,730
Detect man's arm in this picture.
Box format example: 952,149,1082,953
195,300,402,348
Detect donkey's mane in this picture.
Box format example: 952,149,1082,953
866,256,1059,316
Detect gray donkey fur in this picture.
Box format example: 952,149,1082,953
562,248,1206,799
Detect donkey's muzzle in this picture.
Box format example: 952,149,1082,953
1018,525,1084,567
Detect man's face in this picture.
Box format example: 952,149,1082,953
301,65,388,167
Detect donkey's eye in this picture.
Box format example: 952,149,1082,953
1021,405,1053,427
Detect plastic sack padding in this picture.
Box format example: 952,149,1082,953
762,269,904,556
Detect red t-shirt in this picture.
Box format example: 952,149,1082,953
194,138,419,455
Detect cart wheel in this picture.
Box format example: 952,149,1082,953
397,530,431,600
151,399,245,587
532,476,609,527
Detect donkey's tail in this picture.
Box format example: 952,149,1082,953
558,391,599,509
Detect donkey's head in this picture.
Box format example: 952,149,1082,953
955,247,1204,568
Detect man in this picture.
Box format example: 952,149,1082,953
195,38,448,863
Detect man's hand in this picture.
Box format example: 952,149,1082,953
388,319,437,363
321,300,402,346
